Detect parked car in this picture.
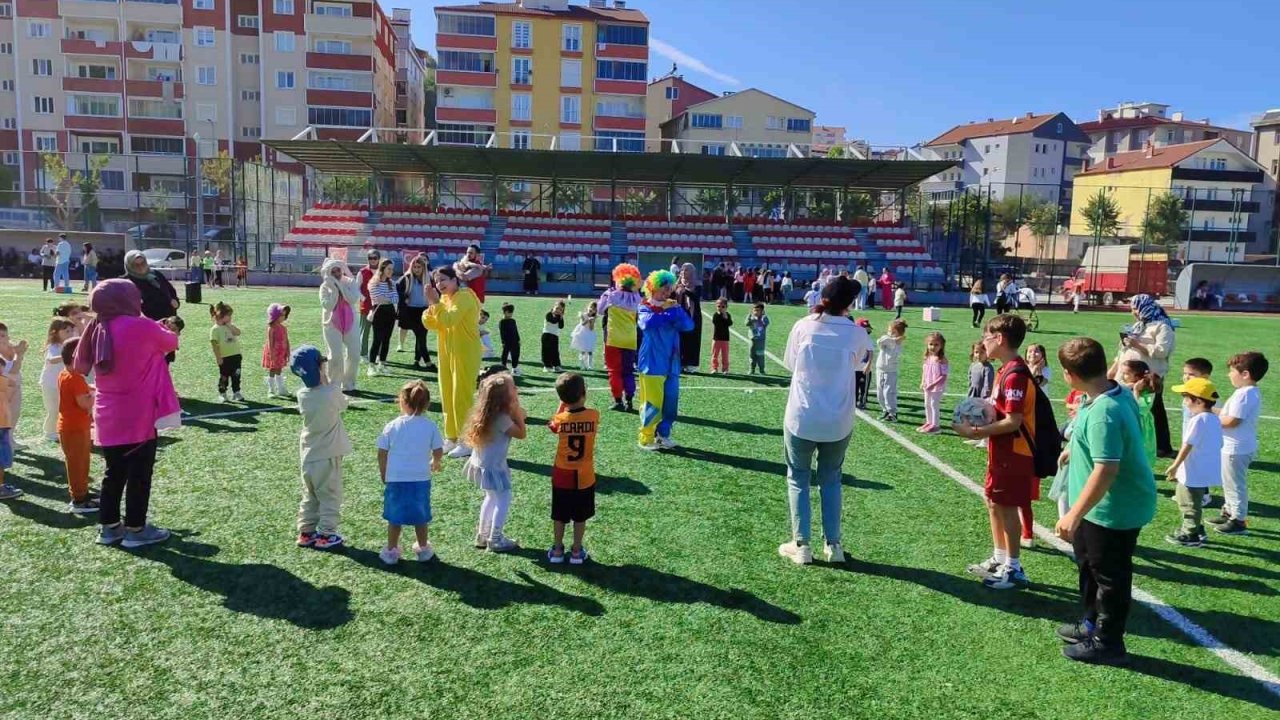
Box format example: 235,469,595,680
141,247,188,272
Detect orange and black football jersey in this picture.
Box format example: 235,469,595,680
550,406,598,489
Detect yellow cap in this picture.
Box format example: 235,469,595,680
1171,377,1219,402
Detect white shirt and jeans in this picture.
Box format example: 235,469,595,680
1220,386,1260,522
53,239,72,292
782,313,872,548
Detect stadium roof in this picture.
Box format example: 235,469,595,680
261,141,956,190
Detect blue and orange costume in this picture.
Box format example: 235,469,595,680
637,270,694,446
598,263,642,410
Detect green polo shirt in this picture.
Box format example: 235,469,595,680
1067,382,1156,530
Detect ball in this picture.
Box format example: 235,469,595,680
952,397,995,427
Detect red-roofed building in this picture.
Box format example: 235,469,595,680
645,72,716,152
1079,101,1254,166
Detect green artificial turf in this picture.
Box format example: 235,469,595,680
1,281,1277,719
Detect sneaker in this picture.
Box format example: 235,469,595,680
46,433,59,444
446,443,472,459
568,547,589,565
0,484,23,501
554,366,564,373
1206,512,1233,528
231,392,245,402
777,541,814,565
547,545,566,564
217,393,228,403
312,533,345,550
120,524,171,549
1057,619,1095,644
611,400,626,412
1201,493,1213,508
412,542,435,562
379,546,402,565
824,542,845,563
296,531,317,548
966,556,1001,577
656,436,678,450
442,439,458,454
474,531,489,549
915,424,930,433
396,344,405,353
1165,531,1204,548
923,424,941,434
982,564,1029,590
638,441,661,452
626,398,635,413
1062,637,1129,666
1212,519,1248,536
487,534,518,553
1020,537,1035,549
424,363,438,372
367,366,379,378
96,523,126,545
68,498,100,515
886,414,898,423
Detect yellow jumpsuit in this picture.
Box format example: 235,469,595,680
423,287,482,440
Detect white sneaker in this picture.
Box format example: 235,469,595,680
656,436,678,450
1201,493,1213,508
512,367,522,377
231,392,245,402
378,546,401,565
265,379,277,397
217,393,228,403
366,366,378,378
487,534,518,553
778,541,813,565
638,441,661,452
443,439,457,454
824,543,845,563
447,443,472,459
474,531,489,549
1020,537,1035,549
412,542,435,562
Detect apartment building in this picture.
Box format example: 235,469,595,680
1079,101,1253,166
645,71,714,152
433,0,649,152
0,0,413,223
659,88,815,157
390,7,428,142
810,125,846,156
1252,109,1280,179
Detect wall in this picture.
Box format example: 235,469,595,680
668,90,813,153
1068,168,1171,235
494,14,598,146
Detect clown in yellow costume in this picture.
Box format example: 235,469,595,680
422,266,482,456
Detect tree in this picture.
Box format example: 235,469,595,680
318,175,370,205
1140,191,1189,251
554,183,590,214
40,152,109,230
1081,189,1122,242
826,146,846,159
943,191,991,248
841,191,877,223
622,187,660,216
1026,202,1060,258
762,188,784,215
201,149,233,197
691,187,737,217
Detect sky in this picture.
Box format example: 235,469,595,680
408,0,1280,147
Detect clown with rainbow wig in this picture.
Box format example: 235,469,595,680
598,263,643,412
636,269,694,450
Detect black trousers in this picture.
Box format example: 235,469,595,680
1073,520,1141,646
41,265,53,291
502,342,521,369
1151,386,1173,456
971,303,986,327
217,353,242,394
995,296,1010,314
541,333,561,369
100,439,158,528
855,371,869,407
400,305,430,367
369,304,397,364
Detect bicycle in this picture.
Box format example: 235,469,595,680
1008,289,1041,332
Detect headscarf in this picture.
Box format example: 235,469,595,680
124,249,161,289
73,279,142,375
1130,294,1171,326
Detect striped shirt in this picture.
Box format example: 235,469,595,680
367,279,398,306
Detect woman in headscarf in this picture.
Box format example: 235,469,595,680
1112,293,1177,457
396,253,434,371
424,266,482,458
73,279,180,548
318,258,363,392
124,250,179,322
674,262,702,373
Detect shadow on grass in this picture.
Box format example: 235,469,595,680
345,546,604,616
668,445,786,476
711,373,791,388
127,533,354,630
1,496,95,530
1138,544,1280,585
1250,460,1280,474
507,458,650,495
1120,655,1280,712
679,414,782,437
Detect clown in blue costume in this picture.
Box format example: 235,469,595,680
636,270,694,450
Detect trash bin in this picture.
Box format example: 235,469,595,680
185,281,202,305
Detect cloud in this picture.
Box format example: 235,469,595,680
650,37,741,88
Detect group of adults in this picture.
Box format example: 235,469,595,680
705,262,794,305
32,235,100,293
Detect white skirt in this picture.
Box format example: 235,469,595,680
570,326,596,353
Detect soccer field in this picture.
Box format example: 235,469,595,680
1,280,1277,719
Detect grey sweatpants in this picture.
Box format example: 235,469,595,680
877,369,898,414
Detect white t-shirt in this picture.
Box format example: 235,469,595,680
803,290,820,312
56,240,72,265
783,314,873,443
377,414,444,483
40,343,63,389
1220,385,1260,455
1178,411,1223,488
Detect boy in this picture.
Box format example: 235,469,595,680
1179,357,1215,507
747,302,770,375
498,303,521,376
876,319,906,422
290,345,351,550
1212,351,1268,535
1054,337,1155,665
803,282,821,313
0,327,26,500
710,298,732,374
547,372,599,565
58,338,99,514
953,314,1035,590
893,282,907,320
1163,377,1222,547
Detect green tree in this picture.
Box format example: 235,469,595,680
841,191,877,223
691,187,738,217
1027,201,1060,258
319,175,370,205
762,188,784,214
943,191,991,248
553,183,591,214
1140,191,1189,251
826,146,846,159
40,152,109,230
201,149,233,197
622,187,660,216
1081,189,1122,242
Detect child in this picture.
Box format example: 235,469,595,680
1027,343,1051,388
570,301,598,370
479,309,495,360
499,303,521,376
291,346,351,550
747,302,770,375
1053,388,1088,518
0,323,27,448
967,341,995,399
1163,377,1222,547
236,256,248,288
377,380,445,565
542,300,565,372
1212,351,1268,535
54,302,92,336
1119,360,1157,469
209,302,244,402
710,298,732,374
41,318,76,443
876,319,906,422
854,318,873,409
1053,337,1155,665
262,303,291,398
464,370,528,553
547,372,599,565
918,331,948,433
58,338,97,514
969,280,990,328
893,282,907,320
803,281,821,313
0,329,26,501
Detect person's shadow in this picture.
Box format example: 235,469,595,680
507,458,650,495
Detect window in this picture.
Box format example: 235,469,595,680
313,2,351,16
560,95,580,124
33,97,54,114
67,95,120,117
28,20,51,38
240,53,260,64
241,89,260,101
237,15,259,29
0,43,10,54
146,67,178,81
560,59,580,88
143,29,180,44
984,144,991,153
194,0,213,8
742,143,786,158
75,64,117,80
274,31,295,52
511,130,530,150
274,0,293,13
595,60,645,81
315,40,351,54
95,170,123,192
241,126,261,138
596,24,647,46
786,117,811,133
197,66,216,85
511,93,531,121
664,85,678,100
33,133,57,152
983,168,989,176
512,57,531,85
596,99,640,118
131,136,185,155
438,14,495,36
691,113,723,129
197,103,216,122
0,80,10,91
309,72,368,90
195,27,215,47
701,144,726,156
1056,122,1064,134
77,137,119,154
308,107,372,126
765,116,782,130
276,70,295,89
563,24,581,52
31,59,52,76
275,106,297,125
0,4,10,18
512,21,531,49
726,115,743,129
1,119,14,130
127,99,182,119
559,132,580,151
438,51,494,73
595,132,643,153
1,152,15,166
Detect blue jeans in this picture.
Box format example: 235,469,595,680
783,429,850,545
53,263,70,291
83,266,97,289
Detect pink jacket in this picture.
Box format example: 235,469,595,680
94,315,180,447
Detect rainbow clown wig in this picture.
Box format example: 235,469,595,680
612,263,642,292
643,269,677,299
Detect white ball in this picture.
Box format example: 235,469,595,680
952,397,995,427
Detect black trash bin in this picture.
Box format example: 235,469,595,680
185,281,202,305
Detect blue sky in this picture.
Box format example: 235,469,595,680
409,0,1280,146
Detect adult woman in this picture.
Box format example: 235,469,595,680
424,266,482,458
994,273,1013,314
455,244,490,304
213,250,227,288
318,258,362,392
81,243,99,291
521,254,541,295
778,276,873,565
877,267,895,310
675,262,702,373
124,250,180,322
780,271,794,305
366,259,399,375
73,280,180,548
1113,294,1176,457
397,254,434,371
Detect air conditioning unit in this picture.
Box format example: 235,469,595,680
597,42,607,52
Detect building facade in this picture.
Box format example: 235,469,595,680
1079,101,1253,166
659,87,815,158
433,0,649,152
644,72,714,152
390,7,427,143
1252,109,1280,179
810,125,846,156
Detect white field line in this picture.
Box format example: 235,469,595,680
707,310,1280,698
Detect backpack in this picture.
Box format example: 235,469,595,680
1007,364,1063,479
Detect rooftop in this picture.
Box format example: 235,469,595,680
435,2,648,23
1075,139,1220,176
1077,115,1245,133
924,113,1059,147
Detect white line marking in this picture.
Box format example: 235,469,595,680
708,310,1280,698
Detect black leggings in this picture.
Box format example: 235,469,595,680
100,439,158,528
855,371,869,407
503,342,521,369
402,305,430,367
1151,385,1173,456
369,305,397,364
971,303,986,327
217,354,242,394
541,333,561,369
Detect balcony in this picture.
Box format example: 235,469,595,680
62,38,124,56
63,77,124,93
126,79,184,99
436,70,497,88
66,115,126,132
125,41,183,61
594,43,647,60
1182,198,1261,213
593,79,646,96
306,52,372,71
308,13,369,36
436,107,496,124
436,33,496,52
1184,229,1257,244
59,0,122,21
306,89,372,107
593,115,645,132
1171,167,1265,183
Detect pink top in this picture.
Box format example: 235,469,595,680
332,294,354,335
94,315,180,447
262,323,291,371
922,357,949,393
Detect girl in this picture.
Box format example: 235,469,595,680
213,250,226,288
893,282,907,320
918,332,948,434
209,302,243,402
1119,359,1157,469
81,243,98,292
969,280,990,328
463,371,528,553
541,300,565,372
41,318,77,443
377,380,445,565
262,303,291,398
570,301,598,370
366,259,399,376
236,255,248,288
479,309,495,360
710,298,732,374
967,341,994,399
1026,343,1051,388
854,318,873,410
